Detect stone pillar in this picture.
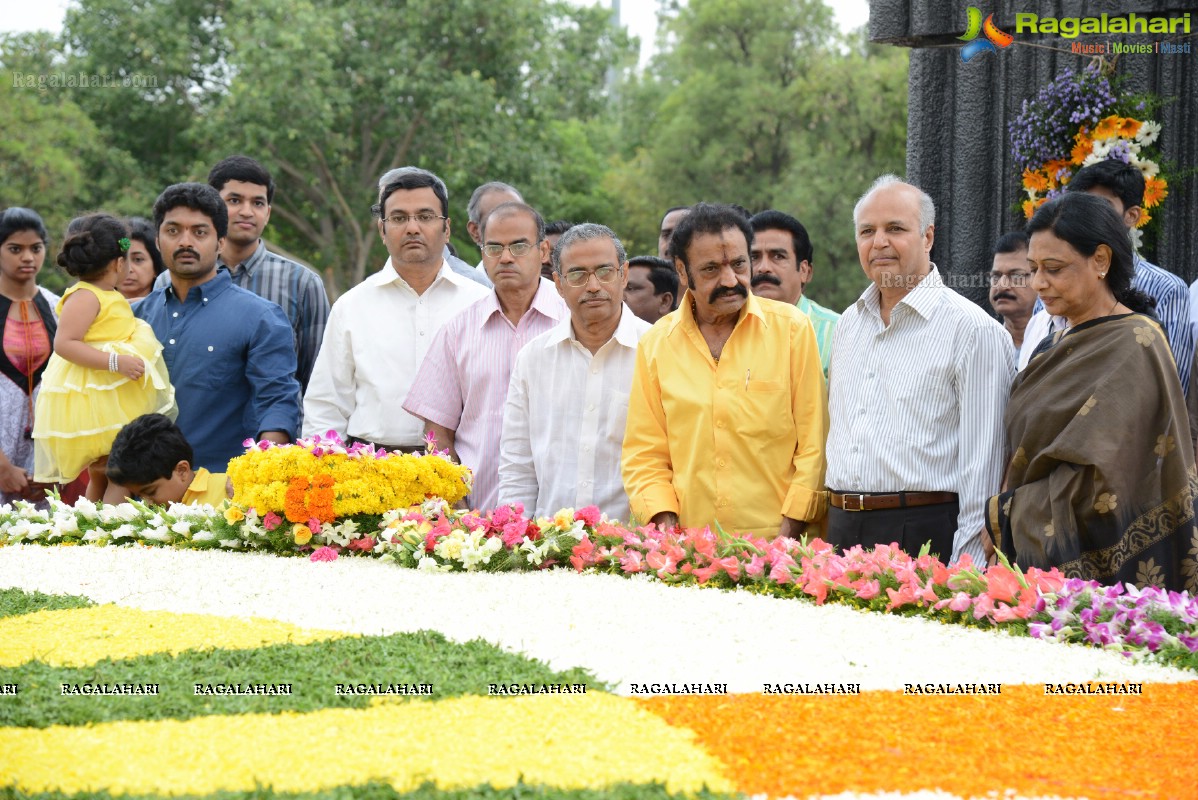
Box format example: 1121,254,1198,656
870,0,1197,305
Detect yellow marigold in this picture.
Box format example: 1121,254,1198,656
292,524,312,545
1092,115,1121,140
1136,209,1152,228
1143,176,1168,209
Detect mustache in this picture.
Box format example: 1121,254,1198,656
172,248,199,261
709,284,748,304
582,291,610,303
992,291,1017,302
751,274,781,288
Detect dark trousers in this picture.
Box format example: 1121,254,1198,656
825,500,960,563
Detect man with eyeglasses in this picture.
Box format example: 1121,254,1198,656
404,202,567,512
987,232,1036,351
302,167,488,450
622,203,828,539
498,223,650,520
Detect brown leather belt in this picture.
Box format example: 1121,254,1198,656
829,491,958,512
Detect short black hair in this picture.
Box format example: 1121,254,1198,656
628,255,679,301
208,155,275,204
56,213,130,280
153,183,229,239
544,219,575,236
127,217,166,275
667,202,754,268
1067,159,1144,214
0,207,49,246
993,231,1029,256
107,414,195,487
374,168,450,218
750,210,814,266
660,206,689,225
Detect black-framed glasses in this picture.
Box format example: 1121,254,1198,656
382,212,446,227
481,241,537,259
562,265,620,287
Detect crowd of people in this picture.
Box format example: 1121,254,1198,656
1,154,1195,592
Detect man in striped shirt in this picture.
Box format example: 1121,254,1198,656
404,202,568,512
825,176,1013,566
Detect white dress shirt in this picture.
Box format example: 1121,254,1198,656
499,305,651,520
1017,309,1064,370
826,267,1014,564
302,259,489,445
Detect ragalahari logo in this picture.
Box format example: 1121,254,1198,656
959,7,1014,61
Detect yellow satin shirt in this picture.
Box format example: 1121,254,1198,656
622,292,828,537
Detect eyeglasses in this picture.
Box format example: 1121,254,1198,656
988,271,1032,287
561,266,621,287
382,212,446,226
481,241,537,259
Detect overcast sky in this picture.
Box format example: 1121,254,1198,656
1,0,873,67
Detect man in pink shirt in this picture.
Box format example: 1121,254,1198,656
403,202,567,512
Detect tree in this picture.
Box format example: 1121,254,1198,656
194,0,633,297
609,1,909,309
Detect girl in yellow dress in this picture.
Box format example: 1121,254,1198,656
32,214,175,502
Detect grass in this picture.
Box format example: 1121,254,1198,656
0,783,739,800
0,587,93,618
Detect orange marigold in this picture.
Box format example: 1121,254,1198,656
1116,116,1142,138
284,476,311,523
1043,160,1070,189
1022,169,1049,193
1137,209,1152,228
1070,137,1092,165
1143,176,1168,209
1022,199,1036,219
1092,114,1121,140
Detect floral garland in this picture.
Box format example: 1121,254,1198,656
1009,61,1168,245
226,431,472,532
2,496,1197,671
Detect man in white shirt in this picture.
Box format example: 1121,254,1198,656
302,167,488,449
825,175,1013,565
499,223,650,520
467,182,523,272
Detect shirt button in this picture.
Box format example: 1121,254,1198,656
716,421,725,429
419,331,425,336
858,408,865,415
172,312,179,318
583,445,591,452
718,459,726,467
202,298,208,303
851,446,858,453
208,346,214,352
168,339,176,345
591,368,598,375
587,404,595,412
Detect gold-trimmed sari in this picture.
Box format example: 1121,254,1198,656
986,313,1198,591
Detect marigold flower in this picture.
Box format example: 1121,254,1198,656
1116,116,1142,138
1143,176,1167,209
1092,114,1121,140
1021,168,1049,193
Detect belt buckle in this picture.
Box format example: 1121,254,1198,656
842,493,867,512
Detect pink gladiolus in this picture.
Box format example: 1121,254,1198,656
993,602,1031,622
985,565,1022,604
570,538,595,571
263,512,282,531
1025,566,1066,594
309,546,339,562
856,579,881,600
769,558,797,587
948,592,973,612
716,555,741,580
885,584,918,611
620,549,644,573
692,563,722,583
972,593,996,620
745,555,766,579
574,506,601,527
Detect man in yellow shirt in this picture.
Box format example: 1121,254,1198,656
622,203,827,538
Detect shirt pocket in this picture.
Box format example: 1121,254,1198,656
199,343,244,392
884,375,950,447
733,379,790,439
605,390,631,446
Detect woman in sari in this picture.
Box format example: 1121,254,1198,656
986,192,1196,592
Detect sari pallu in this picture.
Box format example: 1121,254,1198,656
986,313,1198,592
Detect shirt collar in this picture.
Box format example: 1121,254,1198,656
219,240,267,275
376,257,464,291
480,277,561,328
166,269,233,303
668,288,767,334
543,303,642,349
856,264,945,321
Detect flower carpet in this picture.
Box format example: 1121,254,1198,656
2,543,1198,800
